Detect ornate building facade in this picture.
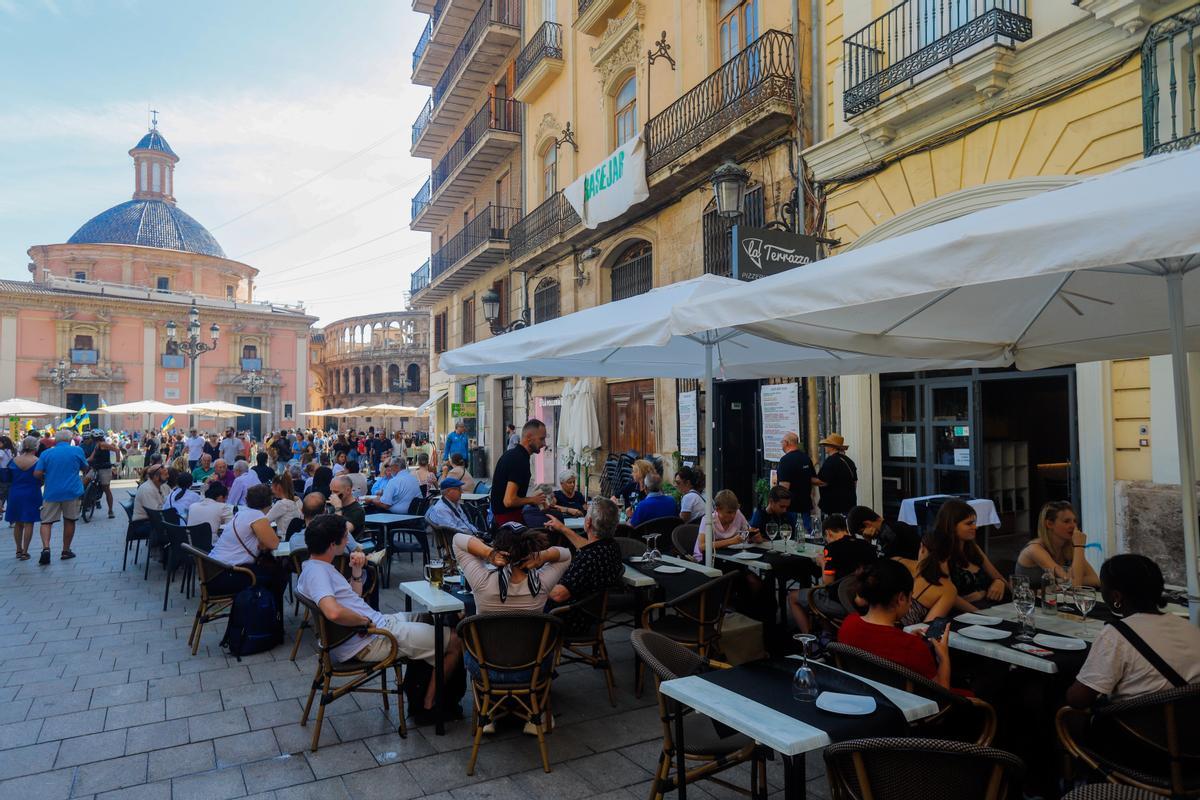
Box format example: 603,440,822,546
0,124,317,434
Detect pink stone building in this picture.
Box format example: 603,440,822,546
0,125,318,435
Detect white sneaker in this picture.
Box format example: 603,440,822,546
523,715,553,735
481,721,496,734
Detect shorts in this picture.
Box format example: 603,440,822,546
94,468,112,487
41,499,82,523
354,612,437,665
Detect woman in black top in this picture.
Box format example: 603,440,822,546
934,499,1007,611
306,466,333,499
552,471,587,517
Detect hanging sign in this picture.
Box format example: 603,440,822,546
563,134,649,229
678,390,698,457
451,402,477,418
732,225,818,282
760,383,800,462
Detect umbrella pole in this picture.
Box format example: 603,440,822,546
705,341,715,568
1166,272,1200,624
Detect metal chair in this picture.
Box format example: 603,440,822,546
636,572,737,695
285,517,305,539
550,589,618,707
457,613,563,775
160,522,212,612
181,543,254,656
297,591,406,752
669,523,700,559
634,515,683,543
823,737,1024,800
1057,684,1200,798
615,536,647,559
631,630,765,800
142,507,167,581
826,642,998,746
120,500,143,571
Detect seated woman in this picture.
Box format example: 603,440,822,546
442,452,476,492
552,471,587,517
1067,554,1200,708
893,531,959,625
838,559,954,690
937,499,1007,612
206,483,283,601
522,484,561,529
344,461,369,497
266,474,302,537
452,525,571,615
673,465,706,523
693,489,754,561
613,458,655,509
163,472,200,522
415,452,439,495
1017,501,1100,589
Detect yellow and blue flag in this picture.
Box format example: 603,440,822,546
161,415,176,432
58,410,78,430
77,406,91,430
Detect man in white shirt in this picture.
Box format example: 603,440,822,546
295,514,460,719
425,477,479,535
132,464,166,524
188,482,232,542
366,457,421,516
184,430,206,470
227,460,261,507
218,429,241,465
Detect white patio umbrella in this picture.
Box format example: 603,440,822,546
672,147,1200,619
556,380,576,462
358,403,421,417
439,275,975,564
569,380,602,474
186,401,271,419
0,398,74,417
98,400,187,416
299,408,345,417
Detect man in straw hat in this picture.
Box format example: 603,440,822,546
816,433,858,516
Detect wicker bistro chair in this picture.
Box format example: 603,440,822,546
670,524,701,560
1061,786,1163,800
181,543,255,656
637,571,737,696
296,591,406,753
1056,684,1200,798
630,630,766,800
826,642,998,746
549,589,618,707
823,737,1025,800
457,613,564,775
289,555,379,661
428,524,459,572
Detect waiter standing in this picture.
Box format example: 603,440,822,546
489,419,547,528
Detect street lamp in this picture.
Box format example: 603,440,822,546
166,302,220,426
48,358,78,410
238,370,265,397
482,287,530,336
710,160,751,220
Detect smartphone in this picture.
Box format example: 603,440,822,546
923,617,950,640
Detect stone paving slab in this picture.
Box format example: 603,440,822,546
0,480,829,799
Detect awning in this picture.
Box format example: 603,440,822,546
414,391,446,417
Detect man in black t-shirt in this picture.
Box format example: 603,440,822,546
490,419,547,528
775,432,818,535
816,433,858,515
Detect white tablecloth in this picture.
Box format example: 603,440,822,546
897,495,1001,527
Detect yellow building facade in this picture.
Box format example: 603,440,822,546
807,0,1200,578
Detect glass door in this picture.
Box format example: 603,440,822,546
925,383,974,498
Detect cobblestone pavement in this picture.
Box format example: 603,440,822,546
0,480,829,800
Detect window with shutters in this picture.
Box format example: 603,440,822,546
461,297,475,345
533,278,560,323
610,241,652,301
434,312,448,353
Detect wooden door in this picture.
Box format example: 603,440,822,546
608,380,657,456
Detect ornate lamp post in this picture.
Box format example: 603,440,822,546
482,287,530,335
48,358,78,411
166,303,220,427
238,370,265,398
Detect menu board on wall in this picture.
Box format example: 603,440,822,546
761,383,799,462
678,390,698,457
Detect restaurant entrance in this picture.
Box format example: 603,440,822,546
879,368,1078,560
714,381,760,515
607,379,656,458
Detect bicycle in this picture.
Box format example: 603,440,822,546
80,474,103,523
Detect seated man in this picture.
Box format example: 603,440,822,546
425,477,480,535
227,460,261,507
291,492,367,554
328,476,367,540
629,472,677,527
748,485,797,533
296,514,461,720
545,498,625,636
191,453,215,484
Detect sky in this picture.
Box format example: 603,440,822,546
0,0,431,325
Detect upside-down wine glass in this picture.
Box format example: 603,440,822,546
792,634,820,702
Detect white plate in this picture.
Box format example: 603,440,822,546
654,566,685,574
442,575,463,584
731,551,760,560
728,543,754,549
628,556,648,563
957,624,1011,641
1033,633,1087,651
815,692,876,716
954,612,1002,626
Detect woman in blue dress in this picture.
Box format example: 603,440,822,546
6,436,43,560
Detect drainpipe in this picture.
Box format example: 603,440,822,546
810,0,822,144
791,0,807,235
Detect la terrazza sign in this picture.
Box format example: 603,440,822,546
564,134,650,229
732,225,818,281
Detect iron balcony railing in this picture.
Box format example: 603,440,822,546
508,191,580,263
432,0,447,28
411,178,431,222
433,0,522,108
431,97,522,194
412,97,432,147
843,0,1032,118
1143,4,1200,156
430,205,521,281
645,28,794,173
411,260,431,294
413,17,432,70
577,0,595,15
516,21,564,87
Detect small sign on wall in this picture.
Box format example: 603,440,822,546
164,388,180,400
165,372,178,384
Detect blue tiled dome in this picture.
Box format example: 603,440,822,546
133,129,177,158
67,199,226,258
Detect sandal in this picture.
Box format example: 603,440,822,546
38,549,50,565
18,551,29,561
60,549,75,560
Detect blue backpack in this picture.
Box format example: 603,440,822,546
221,585,281,660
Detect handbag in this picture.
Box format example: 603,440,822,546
234,516,279,573
1109,618,1187,688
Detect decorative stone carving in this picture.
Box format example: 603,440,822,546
538,113,560,137
591,1,643,86
1076,0,1167,35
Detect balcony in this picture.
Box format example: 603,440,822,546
412,0,481,86
411,178,431,222
843,0,1032,119
411,98,523,232
410,259,431,295
410,205,520,305
575,0,623,36
430,0,520,131
508,30,794,270
513,21,564,102
1143,4,1200,156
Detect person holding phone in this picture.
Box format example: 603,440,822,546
837,559,954,691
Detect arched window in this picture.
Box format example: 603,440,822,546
610,241,652,301
719,0,759,62
241,344,258,360
363,367,372,394
353,367,361,394
373,365,383,393
342,369,349,395
334,370,341,394
533,278,561,324
614,74,637,146
541,143,557,200
388,364,401,392
407,363,421,392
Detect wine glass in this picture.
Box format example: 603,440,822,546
640,534,655,564
1073,587,1097,636
780,520,795,553
647,534,662,566
792,634,820,702
765,523,779,548
1012,583,1036,643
